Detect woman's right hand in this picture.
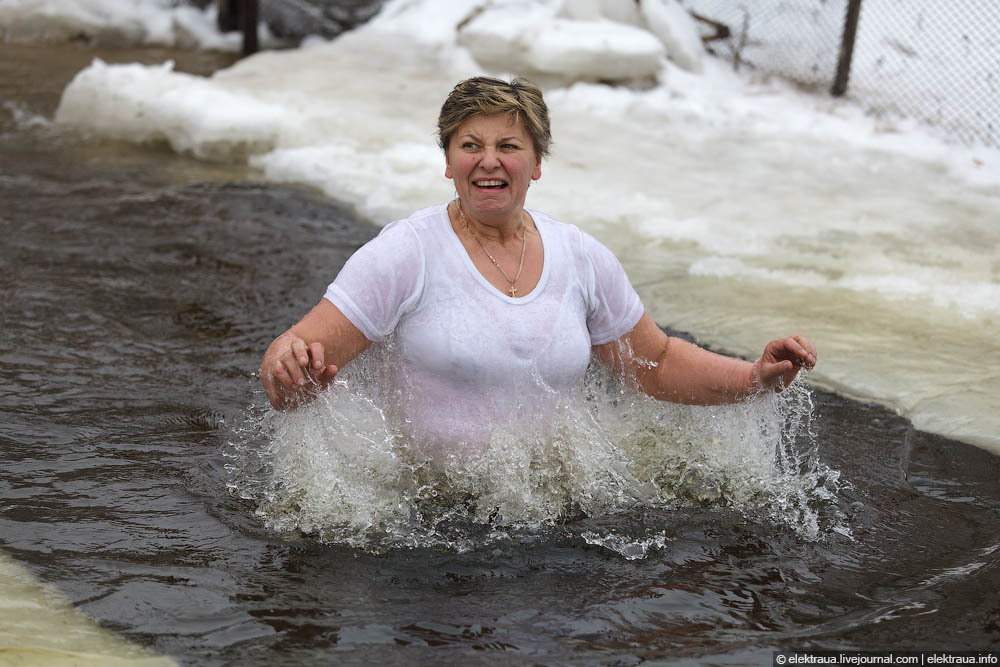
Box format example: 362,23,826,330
260,332,339,410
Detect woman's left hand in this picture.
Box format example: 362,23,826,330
752,335,817,392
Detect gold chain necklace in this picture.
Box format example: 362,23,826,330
456,199,527,297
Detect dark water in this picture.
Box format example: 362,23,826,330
3,44,1000,666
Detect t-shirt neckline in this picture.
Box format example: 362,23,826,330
443,202,550,304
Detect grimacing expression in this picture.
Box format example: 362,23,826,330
446,113,541,224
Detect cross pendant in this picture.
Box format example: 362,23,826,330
508,286,517,297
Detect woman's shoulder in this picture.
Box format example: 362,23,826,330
528,209,581,243
528,209,608,258
371,203,449,246
394,203,449,232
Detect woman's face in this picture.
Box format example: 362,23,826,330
445,113,541,225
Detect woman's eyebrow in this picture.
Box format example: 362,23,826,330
459,133,522,143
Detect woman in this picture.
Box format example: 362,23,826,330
260,77,816,451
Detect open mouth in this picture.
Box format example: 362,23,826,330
474,179,508,190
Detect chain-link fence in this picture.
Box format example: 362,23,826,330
681,0,999,148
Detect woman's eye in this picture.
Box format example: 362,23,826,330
462,142,478,149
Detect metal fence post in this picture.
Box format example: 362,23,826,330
832,0,863,96
241,0,259,56
216,0,237,32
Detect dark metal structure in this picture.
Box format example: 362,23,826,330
831,0,863,96
216,0,259,55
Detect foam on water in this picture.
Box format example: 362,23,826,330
1,100,51,132
226,346,843,555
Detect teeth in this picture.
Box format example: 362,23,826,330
475,180,506,187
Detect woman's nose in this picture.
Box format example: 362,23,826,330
480,148,501,169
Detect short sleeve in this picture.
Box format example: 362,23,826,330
581,230,645,345
323,219,425,342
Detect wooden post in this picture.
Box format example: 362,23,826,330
832,0,863,96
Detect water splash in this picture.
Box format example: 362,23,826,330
226,352,845,555
2,101,51,132
580,529,674,561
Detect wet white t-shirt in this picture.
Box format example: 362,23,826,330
324,203,644,455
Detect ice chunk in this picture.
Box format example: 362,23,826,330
639,0,703,72
558,0,703,72
558,0,643,25
55,59,288,159
458,6,664,82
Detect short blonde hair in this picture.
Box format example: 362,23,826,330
437,77,551,158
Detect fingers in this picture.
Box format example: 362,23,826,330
260,335,341,411
264,335,313,391
788,334,817,368
308,342,326,372
766,335,817,370
304,341,338,386
272,354,308,389
317,364,339,385
756,359,794,391
756,333,817,394
291,338,310,370
789,334,816,369
305,343,339,387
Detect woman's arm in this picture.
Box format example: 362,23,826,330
260,299,371,410
593,312,817,405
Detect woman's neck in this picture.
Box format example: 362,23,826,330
454,199,528,245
